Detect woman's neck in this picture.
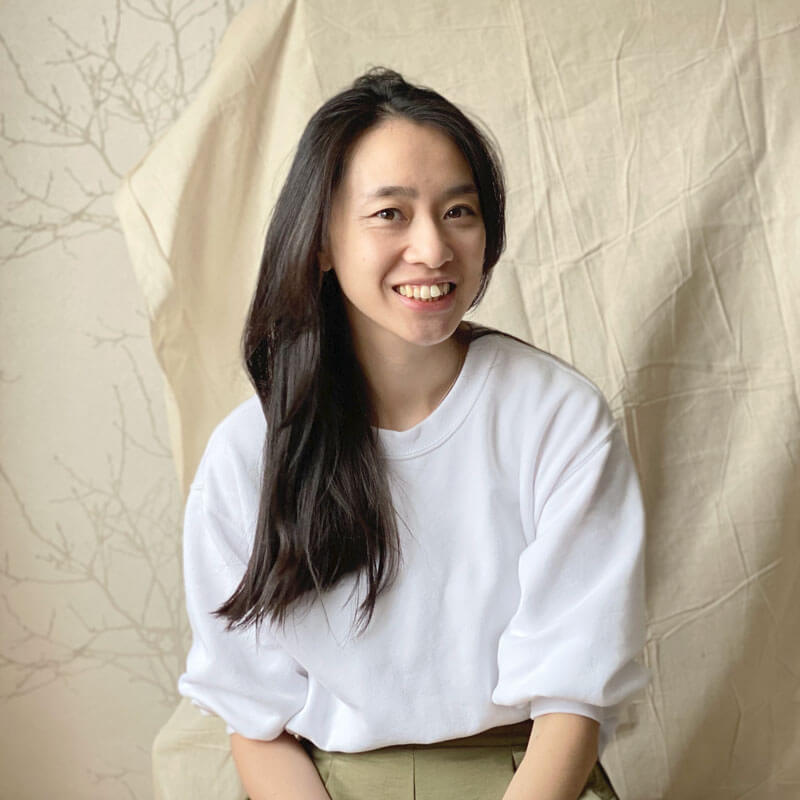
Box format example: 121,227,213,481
354,324,471,432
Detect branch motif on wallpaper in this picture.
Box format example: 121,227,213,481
0,0,246,264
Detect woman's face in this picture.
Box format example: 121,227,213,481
321,117,486,358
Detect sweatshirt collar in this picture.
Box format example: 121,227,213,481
373,332,497,460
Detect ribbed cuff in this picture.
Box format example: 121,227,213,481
528,697,605,723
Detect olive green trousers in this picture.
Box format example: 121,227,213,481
302,721,618,800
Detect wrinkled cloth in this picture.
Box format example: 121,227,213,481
115,2,800,798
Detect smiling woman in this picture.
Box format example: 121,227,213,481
176,67,648,800
319,117,486,429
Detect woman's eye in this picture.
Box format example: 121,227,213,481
376,208,402,221
445,205,475,219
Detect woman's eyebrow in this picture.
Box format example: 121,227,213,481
362,182,478,201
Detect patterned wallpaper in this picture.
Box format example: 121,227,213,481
0,1,245,797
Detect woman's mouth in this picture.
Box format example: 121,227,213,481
392,282,455,302
391,282,457,311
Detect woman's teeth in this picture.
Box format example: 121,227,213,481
394,282,453,301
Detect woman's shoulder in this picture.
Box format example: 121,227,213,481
206,393,265,459
470,325,612,412
191,394,265,501
467,328,619,472
183,396,265,570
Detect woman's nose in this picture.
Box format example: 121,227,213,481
404,217,454,268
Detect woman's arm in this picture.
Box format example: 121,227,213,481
230,731,330,800
501,713,599,800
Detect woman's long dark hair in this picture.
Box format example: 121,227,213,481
215,67,507,637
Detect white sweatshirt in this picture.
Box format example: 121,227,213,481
178,331,650,756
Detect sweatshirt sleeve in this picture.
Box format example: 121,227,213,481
177,430,309,740
492,392,650,754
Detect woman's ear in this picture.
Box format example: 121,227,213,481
318,252,333,272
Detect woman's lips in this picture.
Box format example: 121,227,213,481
392,284,457,311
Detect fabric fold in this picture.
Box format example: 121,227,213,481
492,425,650,754
178,433,309,741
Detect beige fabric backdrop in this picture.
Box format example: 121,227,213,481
114,1,800,798
0,1,248,798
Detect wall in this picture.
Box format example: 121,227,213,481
0,2,245,797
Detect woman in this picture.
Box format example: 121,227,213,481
179,67,649,800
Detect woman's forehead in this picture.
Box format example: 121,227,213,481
339,119,473,199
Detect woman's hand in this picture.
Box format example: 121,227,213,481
501,713,599,800
230,731,331,800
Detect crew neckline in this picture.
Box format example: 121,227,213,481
373,332,498,460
